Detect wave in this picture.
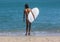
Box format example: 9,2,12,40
0,31,60,36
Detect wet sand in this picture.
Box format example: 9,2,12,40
0,36,60,42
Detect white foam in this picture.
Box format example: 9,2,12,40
0,31,60,36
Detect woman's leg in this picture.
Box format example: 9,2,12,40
28,22,31,35
25,20,29,36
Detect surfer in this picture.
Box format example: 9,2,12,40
23,4,35,36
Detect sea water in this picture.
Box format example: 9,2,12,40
0,0,60,36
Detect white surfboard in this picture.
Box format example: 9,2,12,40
28,7,39,23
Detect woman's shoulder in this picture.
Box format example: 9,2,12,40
24,8,31,11
28,8,31,10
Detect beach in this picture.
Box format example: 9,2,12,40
0,0,60,42
0,36,60,42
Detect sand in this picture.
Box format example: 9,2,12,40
0,36,60,42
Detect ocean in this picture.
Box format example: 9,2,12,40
0,0,60,36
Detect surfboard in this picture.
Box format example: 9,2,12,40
28,7,39,23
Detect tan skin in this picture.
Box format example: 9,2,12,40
23,8,35,36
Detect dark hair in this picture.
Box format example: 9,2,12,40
25,4,29,8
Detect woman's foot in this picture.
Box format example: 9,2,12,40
28,33,30,36
25,33,27,36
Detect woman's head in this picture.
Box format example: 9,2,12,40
25,4,29,9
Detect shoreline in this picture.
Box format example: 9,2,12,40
0,31,60,36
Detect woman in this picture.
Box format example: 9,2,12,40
23,4,35,36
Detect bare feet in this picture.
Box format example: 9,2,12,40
25,33,30,36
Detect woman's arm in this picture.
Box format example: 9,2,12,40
31,10,35,20
23,10,25,22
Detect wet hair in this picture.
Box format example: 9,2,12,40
25,4,29,8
